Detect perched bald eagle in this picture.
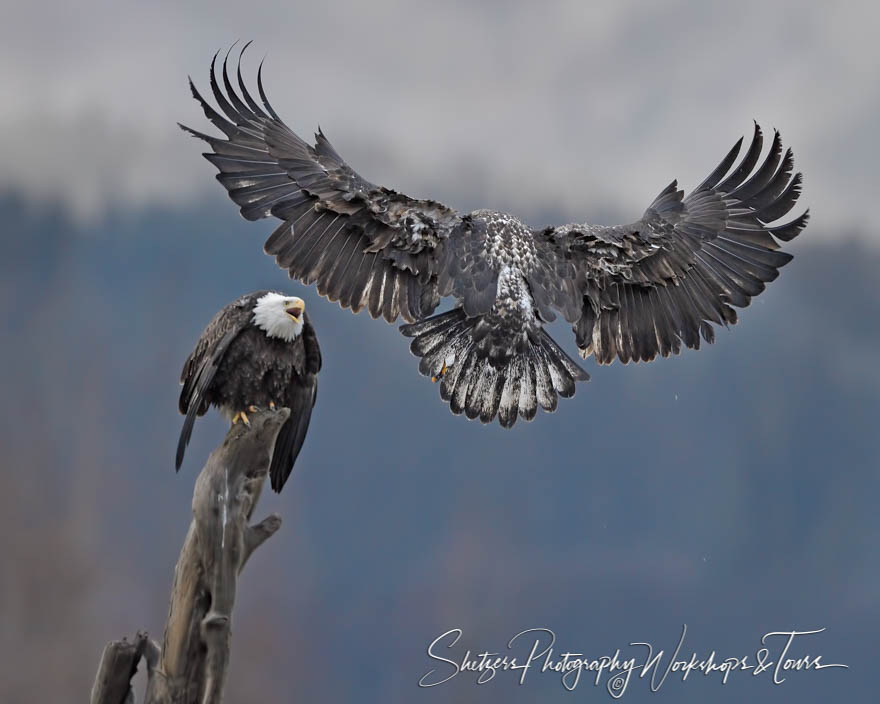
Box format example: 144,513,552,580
181,47,807,428
177,291,321,492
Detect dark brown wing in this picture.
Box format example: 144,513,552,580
547,124,808,364
176,292,260,470
181,46,462,323
269,379,317,493
268,314,321,492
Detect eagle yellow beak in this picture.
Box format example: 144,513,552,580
285,298,305,323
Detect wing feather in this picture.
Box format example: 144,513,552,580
176,294,259,469
269,380,317,492
182,46,462,323
550,124,807,364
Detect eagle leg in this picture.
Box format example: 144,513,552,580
431,361,448,383
231,410,252,426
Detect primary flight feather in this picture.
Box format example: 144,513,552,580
181,46,808,429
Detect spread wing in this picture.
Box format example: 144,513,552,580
176,293,257,470
544,124,808,364
181,46,463,323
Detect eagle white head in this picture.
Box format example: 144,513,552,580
252,292,305,341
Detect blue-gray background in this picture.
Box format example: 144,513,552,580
1,2,877,702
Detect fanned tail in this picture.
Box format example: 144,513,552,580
401,309,589,428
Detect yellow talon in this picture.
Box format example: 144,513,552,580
269,401,276,410
431,361,448,383
240,410,250,426
248,404,258,413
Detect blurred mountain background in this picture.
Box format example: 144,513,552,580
1,1,878,701
1,191,877,702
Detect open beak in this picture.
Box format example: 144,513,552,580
285,298,305,323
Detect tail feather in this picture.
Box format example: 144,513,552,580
518,355,538,421
498,356,522,427
438,335,475,399
449,344,479,415
465,358,491,421
530,345,558,412
406,309,464,340
411,321,469,366
401,308,590,427
483,365,507,423
415,320,473,376
411,318,467,356
538,330,587,398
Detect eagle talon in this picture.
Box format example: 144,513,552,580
269,401,276,410
248,404,258,413
239,409,251,426
431,361,448,383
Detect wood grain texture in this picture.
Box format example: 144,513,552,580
92,408,289,704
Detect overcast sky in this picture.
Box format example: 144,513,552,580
2,1,877,241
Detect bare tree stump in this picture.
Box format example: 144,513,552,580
91,407,289,704
90,632,159,704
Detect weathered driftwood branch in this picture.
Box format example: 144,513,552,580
91,407,289,704
90,632,159,704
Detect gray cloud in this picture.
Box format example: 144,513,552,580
1,0,877,239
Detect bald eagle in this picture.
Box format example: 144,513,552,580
176,291,321,492
181,47,807,428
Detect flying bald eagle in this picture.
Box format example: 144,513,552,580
181,47,807,428
177,291,321,492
